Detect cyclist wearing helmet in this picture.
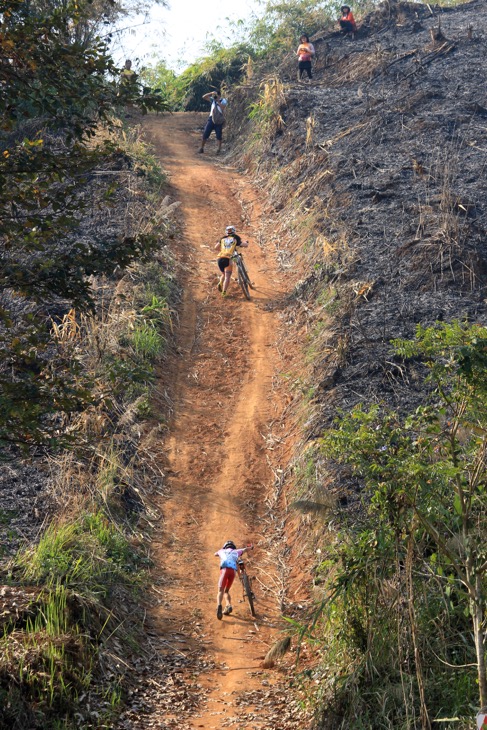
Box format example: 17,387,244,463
215,540,254,619
214,225,249,297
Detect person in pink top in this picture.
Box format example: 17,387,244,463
215,540,254,619
296,34,315,82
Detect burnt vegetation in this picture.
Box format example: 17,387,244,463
233,0,487,416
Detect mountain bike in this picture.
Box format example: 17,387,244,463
232,252,254,301
237,556,256,617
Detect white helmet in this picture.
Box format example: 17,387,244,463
226,225,236,234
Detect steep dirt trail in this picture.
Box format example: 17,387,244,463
139,113,291,729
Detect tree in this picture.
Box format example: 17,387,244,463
0,0,168,450
175,44,253,110
139,60,179,109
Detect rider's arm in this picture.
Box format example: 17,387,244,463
240,544,254,554
235,235,249,248
203,92,217,101
214,240,222,251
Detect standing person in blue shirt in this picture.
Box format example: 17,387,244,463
199,91,227,155
214,541,254,619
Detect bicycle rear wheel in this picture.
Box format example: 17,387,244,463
242,573,256,617
237,263,251,300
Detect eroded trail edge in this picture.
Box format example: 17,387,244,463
116,113,304,730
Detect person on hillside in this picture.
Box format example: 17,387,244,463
296,34,315,82
119,59,138,118
120,59,137,86
339,6,357,37
214,225,249,298
199,91,227,154
215,541,254,619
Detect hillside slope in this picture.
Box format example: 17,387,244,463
231,0,487,422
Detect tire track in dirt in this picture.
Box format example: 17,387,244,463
119,112,299,730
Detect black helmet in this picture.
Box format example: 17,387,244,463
341,5,351,12
223,540,236,550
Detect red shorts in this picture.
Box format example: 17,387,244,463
218,567,236,592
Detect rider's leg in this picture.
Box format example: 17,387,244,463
224,569,236,610
222,264,232,294
217,258,225,291
217,569,233,606
223,590,233,614
217,573,227,619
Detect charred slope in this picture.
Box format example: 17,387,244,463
233,0,487,423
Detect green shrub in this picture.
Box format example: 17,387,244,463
131,322,165,360
306,322,487,726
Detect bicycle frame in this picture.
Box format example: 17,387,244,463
231,252,245,269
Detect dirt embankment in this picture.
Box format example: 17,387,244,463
115,113,311,729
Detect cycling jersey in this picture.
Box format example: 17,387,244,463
217,234,241,260
215,547,245,570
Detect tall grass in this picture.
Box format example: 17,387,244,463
0,512,144,727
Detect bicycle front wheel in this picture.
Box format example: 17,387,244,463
242,573,256,617
238,264,251,300
240,259,255,290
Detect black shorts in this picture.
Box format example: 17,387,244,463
203,118,224,141
217,257,231,272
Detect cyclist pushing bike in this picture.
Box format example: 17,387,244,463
215,225,249,298
215,540,254,619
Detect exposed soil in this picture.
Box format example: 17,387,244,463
116,113,310,729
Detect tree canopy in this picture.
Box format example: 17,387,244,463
0,0,169,450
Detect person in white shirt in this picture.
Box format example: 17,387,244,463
199,91,227,154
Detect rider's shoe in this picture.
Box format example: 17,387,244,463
217,605,223,620
221,291,228,298
223,605,233,615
